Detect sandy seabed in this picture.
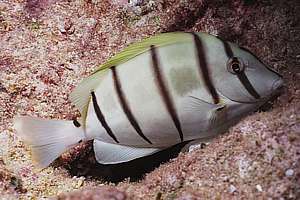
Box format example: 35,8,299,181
0,0,299,199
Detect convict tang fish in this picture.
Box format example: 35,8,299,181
14,32,283,168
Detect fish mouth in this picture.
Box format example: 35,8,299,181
259,78,284,111
264,77,284,100
271,78,284,93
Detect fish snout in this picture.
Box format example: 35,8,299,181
272,78,284,92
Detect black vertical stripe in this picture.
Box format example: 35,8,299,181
236,72,260,99
221,39,261,99
222,39,234,58
150,45,184,142
239,46,282,78
111,66,152,144
72,119,81,127
91,91,119,143
191,33,220,104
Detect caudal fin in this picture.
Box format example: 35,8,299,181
13,116,85,168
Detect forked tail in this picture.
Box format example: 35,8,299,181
13,116,85,168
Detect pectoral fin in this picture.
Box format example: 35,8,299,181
208,101,227,126
182,95,227,127
93,140,162,164
185,95,226,113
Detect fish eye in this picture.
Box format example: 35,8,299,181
227,57,245,74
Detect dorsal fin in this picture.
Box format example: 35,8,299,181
92,32,192,74
69,32,192,125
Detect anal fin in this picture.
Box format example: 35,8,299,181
93,140,162,164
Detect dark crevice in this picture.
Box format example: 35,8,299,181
65,141,189,183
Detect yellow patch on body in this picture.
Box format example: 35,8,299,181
169,67,201,96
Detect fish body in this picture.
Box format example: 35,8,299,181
14,32,283,168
